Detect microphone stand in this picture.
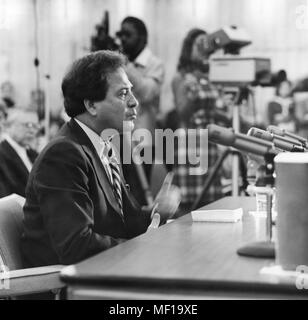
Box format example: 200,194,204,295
231,89,240,196
225,86,251,196
237,151,276,258
191,148,248,211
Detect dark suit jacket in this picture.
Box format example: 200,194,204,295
0,139,30,198
21,119,151,268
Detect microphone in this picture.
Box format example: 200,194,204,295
248,127,306,152
267,125,308,148
208,124,278,156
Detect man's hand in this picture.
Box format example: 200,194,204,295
184,73,199,101
147,211,161,230
153,172,181,222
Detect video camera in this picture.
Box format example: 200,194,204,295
91,11,119,52
207,26,272,87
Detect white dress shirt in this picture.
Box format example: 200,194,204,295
74,120,158,225
4,134,33,172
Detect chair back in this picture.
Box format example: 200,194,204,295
0,194,25,271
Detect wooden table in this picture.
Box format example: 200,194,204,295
60,197,308,299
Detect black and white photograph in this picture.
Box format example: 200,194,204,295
0,0,308,303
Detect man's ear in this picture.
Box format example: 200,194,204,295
83,100,97,116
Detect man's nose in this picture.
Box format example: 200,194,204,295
127,93,139,109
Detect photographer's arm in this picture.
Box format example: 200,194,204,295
172,73,198,124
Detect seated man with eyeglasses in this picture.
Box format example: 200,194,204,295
0,108,39,198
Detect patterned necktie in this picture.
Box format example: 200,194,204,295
103,141,123,216
26,147,38,164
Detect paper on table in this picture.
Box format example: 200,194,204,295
191,208,243,223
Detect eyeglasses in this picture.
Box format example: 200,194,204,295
21,122,41,130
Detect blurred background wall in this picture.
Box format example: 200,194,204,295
0,0,307,116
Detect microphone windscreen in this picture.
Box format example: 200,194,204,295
207,124,235,146
267,125,284,136
248,128,273,142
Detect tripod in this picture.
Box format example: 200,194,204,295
191,147,248,211
192,86,255,211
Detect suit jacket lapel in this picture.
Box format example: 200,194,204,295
2,140,29,176
66,119,124,218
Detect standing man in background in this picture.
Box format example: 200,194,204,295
117,16,165,205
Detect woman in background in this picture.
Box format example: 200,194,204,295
170,28,223,215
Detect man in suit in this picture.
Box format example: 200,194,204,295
22,50,180,268
0,109,39,198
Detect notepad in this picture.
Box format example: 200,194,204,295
191,208,243,223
